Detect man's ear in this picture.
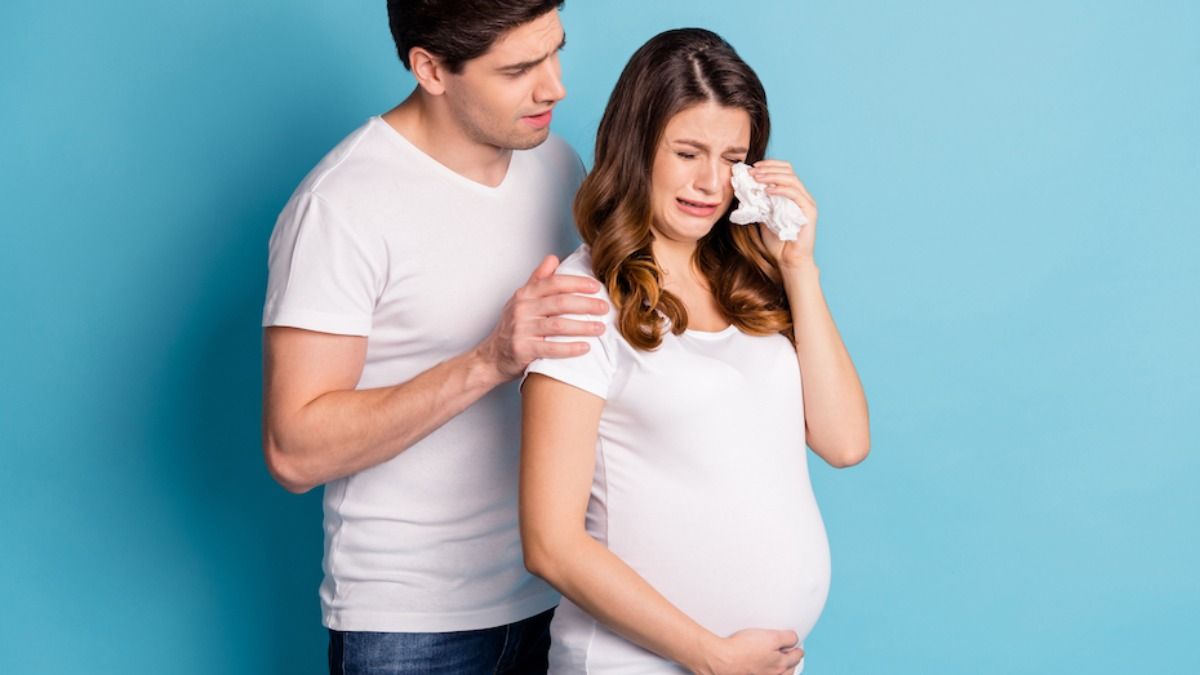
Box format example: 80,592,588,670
409,47,449,96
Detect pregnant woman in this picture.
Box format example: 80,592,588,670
520,28,870,674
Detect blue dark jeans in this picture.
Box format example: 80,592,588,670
328,607,556,675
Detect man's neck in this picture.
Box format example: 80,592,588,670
381,90,513,188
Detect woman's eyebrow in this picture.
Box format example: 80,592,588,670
673,138,748,154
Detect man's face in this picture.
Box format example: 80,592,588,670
441,10,567,151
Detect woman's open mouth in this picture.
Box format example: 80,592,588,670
676,198,719,216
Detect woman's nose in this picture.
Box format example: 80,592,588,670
694,160,722,194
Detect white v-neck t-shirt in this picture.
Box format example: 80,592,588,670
524,246,831,673
263,116,583,631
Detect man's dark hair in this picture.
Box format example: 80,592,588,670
387,1,566,74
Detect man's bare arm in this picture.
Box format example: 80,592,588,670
262,255,608,493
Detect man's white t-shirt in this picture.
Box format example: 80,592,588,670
263,116,584,632
524,246,831,673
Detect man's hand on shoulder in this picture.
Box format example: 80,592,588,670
475,255,609,381
263,256,609,493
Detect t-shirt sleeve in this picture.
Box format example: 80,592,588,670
522,261,618,400
571,149,587,192
262,191,384,336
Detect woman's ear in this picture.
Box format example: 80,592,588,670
409,47,448,96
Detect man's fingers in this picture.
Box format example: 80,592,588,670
536,317,606,338
532,340,591,358
526,254,560,284
775,630,799,649
532,293,609,317
529,273,603,298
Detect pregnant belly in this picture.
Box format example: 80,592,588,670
607,480,832,642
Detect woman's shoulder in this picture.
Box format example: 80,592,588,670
556,245,612,300
556,244,620,326
555,244,597,280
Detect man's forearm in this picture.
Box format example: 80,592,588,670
266,348,505,492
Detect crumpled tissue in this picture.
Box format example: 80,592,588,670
729,162,808,241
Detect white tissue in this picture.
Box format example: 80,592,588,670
729,162,808,241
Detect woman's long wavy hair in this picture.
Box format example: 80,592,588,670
575,28,793,350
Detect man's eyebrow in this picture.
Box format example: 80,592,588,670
496,33,567,72
673,138,749,154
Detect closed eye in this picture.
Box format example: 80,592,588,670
676,152,697,160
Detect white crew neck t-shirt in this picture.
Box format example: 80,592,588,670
263,116,584,632
524,246,831,673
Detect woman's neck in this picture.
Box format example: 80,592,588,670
651,236,728,330
650,237,700,284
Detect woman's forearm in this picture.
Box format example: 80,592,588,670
782,260,871,467
527,532,720,672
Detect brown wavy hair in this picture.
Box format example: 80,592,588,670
575,28,793,350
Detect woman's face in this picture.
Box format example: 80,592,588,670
649,101,751,244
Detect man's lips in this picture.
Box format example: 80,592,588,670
523,109,554,128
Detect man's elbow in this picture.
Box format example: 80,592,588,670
263,435,319,494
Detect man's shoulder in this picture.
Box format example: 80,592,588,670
297,118,413,204
531,131,577,159
522,132,584,180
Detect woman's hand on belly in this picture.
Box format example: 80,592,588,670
695,629,804,675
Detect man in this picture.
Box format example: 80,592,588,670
261,2,606,671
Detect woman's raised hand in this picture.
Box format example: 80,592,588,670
749,160,818,270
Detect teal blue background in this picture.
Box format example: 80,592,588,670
2,1,1197,673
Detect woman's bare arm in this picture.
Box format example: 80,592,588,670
782,262,871,468
747,159,871,468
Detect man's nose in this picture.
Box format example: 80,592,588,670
533,57,567,104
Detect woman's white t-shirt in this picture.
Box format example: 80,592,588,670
524,246,831,673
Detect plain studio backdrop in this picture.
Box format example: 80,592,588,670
1,1,1196,673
